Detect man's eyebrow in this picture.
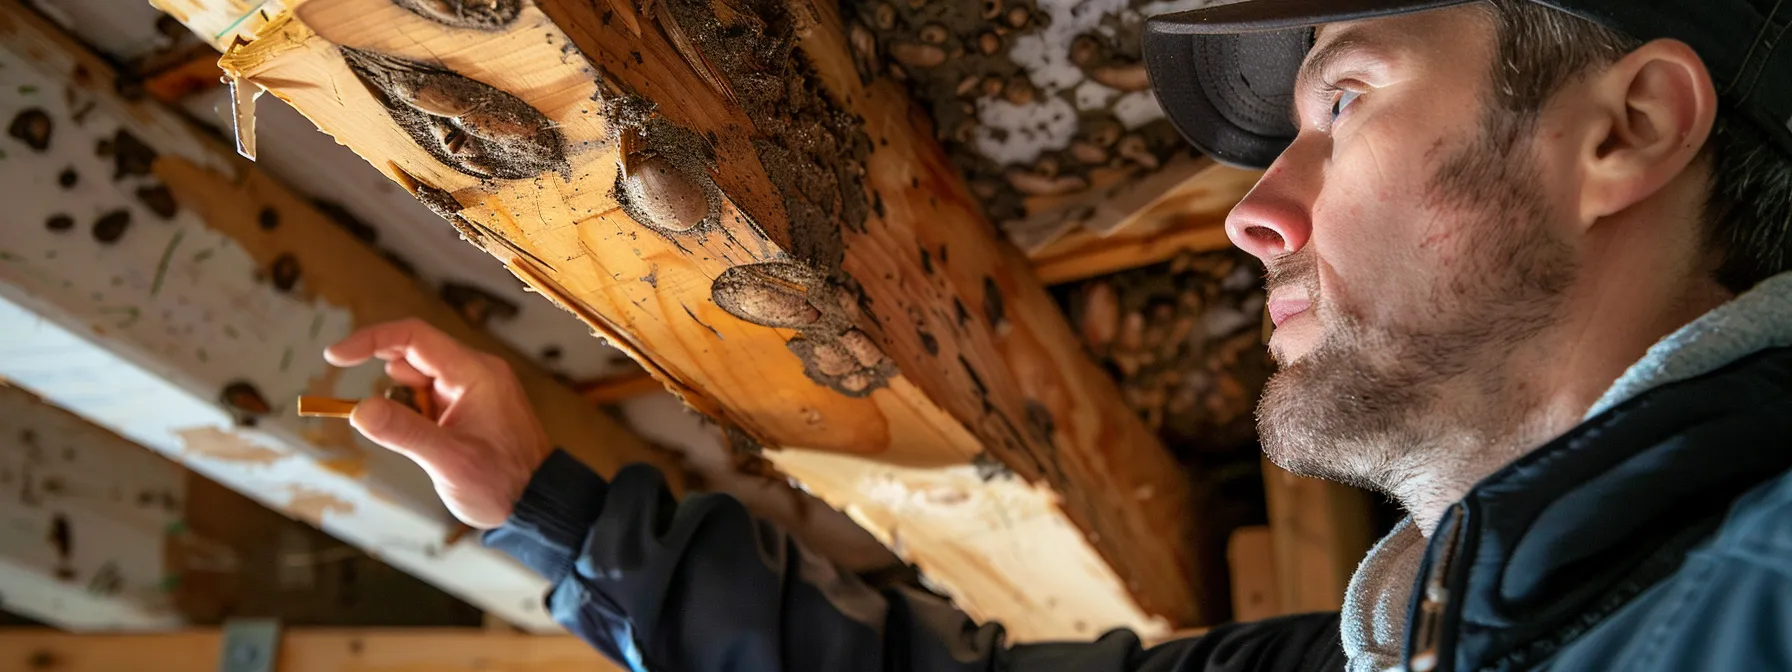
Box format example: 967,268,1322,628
1289,35,1374,125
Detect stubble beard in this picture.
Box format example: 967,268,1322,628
1255,120,1577,500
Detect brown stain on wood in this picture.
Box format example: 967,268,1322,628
284,485,356,526
315,455,367,480
174,426,286,465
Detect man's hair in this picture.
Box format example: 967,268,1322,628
1480,0,1792,292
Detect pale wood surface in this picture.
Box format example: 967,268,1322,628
1262,459,1375,614
207,0,1213,635
1226,525,1280,623
0,0,673,629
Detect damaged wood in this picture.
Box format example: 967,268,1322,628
1026,158,1261,284
393,0,523,31
0,0,677,630
210,0,1212,636
340,46,567,180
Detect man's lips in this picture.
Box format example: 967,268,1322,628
1268,298,1311,327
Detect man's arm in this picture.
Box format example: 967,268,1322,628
323,319,1344,672
486,450,1346,672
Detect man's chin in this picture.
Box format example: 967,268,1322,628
1254,333,1409,490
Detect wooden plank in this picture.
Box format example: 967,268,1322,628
205,0,1212,636
0,384,185,631
1261,459,1375,614
0,0,677,631
1030,161,1261,285
1226,525,1279,623
144,51,225,104
0,628,621,672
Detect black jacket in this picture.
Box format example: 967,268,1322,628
485,347,1792,671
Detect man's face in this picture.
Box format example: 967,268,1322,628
1233,7,1580,489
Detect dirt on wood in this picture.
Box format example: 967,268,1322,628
341,47,567,181
7,108,52,151
607,109,725,237
658,0,874,276
710,262,897,396
392,0,522,31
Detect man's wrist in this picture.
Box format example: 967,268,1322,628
484,448,609,584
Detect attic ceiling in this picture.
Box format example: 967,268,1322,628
26,0,637,382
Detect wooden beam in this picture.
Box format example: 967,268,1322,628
143,51,224,104
1028,160,1261,285
0,628,622,672
1226,525,1279,623
0,0,678,631
205,0,1212,636
1261,459,1375,614
0,383,488,630
0,384,185,631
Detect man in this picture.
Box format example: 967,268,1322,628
323,0,1792,669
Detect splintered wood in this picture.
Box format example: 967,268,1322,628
216,0,1211,637
296,396,357,418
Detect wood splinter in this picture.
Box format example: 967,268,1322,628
298,385,436,419
296,396,358,418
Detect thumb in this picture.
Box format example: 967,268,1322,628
350,396,449,463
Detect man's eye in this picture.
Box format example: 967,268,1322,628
1331,90,1362,120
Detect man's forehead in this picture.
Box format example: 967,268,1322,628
1311,19,1385,55
1311,6,1490,55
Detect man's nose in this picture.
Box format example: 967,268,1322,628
1225,139,1320,261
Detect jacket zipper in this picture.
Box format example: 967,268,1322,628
1409,504,1465,672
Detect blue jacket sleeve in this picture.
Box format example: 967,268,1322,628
484,449,1346,672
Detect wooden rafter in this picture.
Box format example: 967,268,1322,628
0,384,186,631
1262,459,1375,614
0,0,680,630
191,0,1217,636
1029,159,1261,285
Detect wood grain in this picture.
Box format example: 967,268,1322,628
1262,458,1375,614
210,0,1214,634
1030,160,1261,285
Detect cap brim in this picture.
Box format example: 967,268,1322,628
1143,0,1474,169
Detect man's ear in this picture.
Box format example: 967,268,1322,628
1577,39,1718,224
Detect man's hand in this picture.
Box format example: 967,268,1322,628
325,319,551,529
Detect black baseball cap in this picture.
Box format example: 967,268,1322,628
1142,0,1792,169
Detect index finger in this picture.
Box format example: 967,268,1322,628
324,319,482,382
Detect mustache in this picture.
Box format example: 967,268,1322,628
1264,248,1319,295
